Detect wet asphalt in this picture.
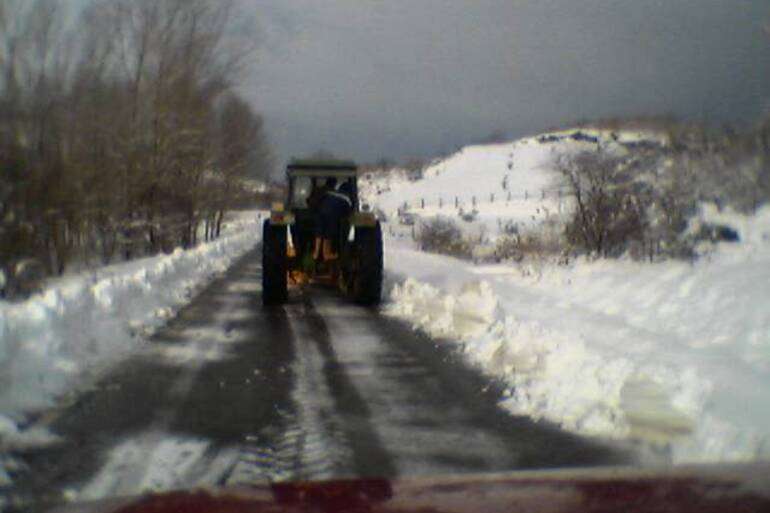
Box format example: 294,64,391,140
4,248,630,511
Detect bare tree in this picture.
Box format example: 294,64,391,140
558,151,647,257
1,0,266,286
212,93,269,236
74,0,258,251
0,0,80,275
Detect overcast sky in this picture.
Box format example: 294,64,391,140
237,0,770,171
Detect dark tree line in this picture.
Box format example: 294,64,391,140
0,0,269,284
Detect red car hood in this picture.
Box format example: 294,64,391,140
50,463,770,513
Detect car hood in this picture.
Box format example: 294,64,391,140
49,462,770,513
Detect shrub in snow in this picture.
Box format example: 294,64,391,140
494,236,524,263
495,228,567,268
417,217,471,259
458,208,478,223
500,220,519,236
471,244,499,264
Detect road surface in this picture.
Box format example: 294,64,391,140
7,248,630,511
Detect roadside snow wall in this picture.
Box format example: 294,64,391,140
384,206,770,465
0,211,263,442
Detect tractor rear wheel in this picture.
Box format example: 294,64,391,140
262,220,288,305
352,222,383,305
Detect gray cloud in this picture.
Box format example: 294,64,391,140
238,0,770,172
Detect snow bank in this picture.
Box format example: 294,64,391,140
383,201,770,464
0,211,263,450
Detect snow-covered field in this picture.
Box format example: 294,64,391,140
371,130,770,465
0,210,263,484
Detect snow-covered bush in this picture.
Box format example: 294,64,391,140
494,235,523,262
458,208,479,223
495,228,566,265
417,217,471,259
471,244,498,264
550,121,770,261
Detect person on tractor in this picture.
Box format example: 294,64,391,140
310,177,336,263
307,177,335,212
313,180,353,269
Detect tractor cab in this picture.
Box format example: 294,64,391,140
283,160,359,266
286,160,360,210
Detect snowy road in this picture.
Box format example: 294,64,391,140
8,249,628,510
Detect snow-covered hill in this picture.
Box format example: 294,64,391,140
361,127,669,247
361,138,562,238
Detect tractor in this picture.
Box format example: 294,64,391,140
261,159,383,305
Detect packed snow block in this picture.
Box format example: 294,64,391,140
620,377,695,444
453,281,501,338
388,279,501,342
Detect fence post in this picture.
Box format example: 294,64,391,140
490,193,494,203
438,197,443,208
541,189,545,200
421,198,425,209
455,196,459,208
472,196,477,207
507,191,512,202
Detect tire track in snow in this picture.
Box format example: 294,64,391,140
226,295,395,484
